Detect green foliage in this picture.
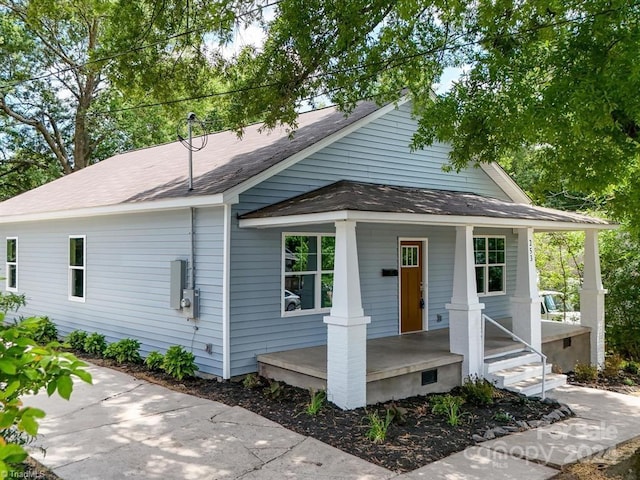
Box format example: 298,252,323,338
0,316,92,475
461,375,495,406
603,354,624,377
27,316,58,344
161,346,198,380
263,380,283,400
624,361,639,375
0,292,26,314
242,373,262,389
623,377,636,386
144,351,164,372
365,410,393,444
304,390,326,416
431,394,466,426
573,362,598,383
83,333,107,357
66,330,88,351
103,338,141,364
493,411,514,423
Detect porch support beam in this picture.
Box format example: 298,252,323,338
324,220,370,409
446,225,485,378
581,229,606,367
511,227,542,350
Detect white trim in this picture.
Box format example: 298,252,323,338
0,194,225,225
474,234,507,297
5,237,17,292
222,204,232,379
224,98,410,200
239,210,615,231
479,163,532,204
398,237,429,333
281,232,335,317
68,235,86,302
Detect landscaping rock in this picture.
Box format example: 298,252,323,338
492,427,507,436
472,434,485,443
483,429,496,440
504,426,520,432
516,420,530,430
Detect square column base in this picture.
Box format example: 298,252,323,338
511,296,542,351
581,288,606,367
446,303,484,378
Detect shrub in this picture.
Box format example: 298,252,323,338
624,361,640,375
84,333,107,356
242,373,262,389
263,380,283,400
145,351,164,371
103,338,141,364
603,353,624,377
0,292,26,314
162,346,198,380
365,410,393,443
431,394,466,426
28,316,58,344
573,362,598,383
305,390,326,415
461,375,495,406
493,411,514,423
66,330,88,351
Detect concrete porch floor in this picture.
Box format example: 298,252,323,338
257,320,591,403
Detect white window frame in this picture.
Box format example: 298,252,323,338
6,237,17,292
68,235,86,302
474,235,506,297
281,232,335,317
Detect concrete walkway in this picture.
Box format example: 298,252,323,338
24,365,640,479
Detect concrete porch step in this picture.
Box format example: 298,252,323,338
486,362,553,388
483,350,540,375
504,373,567,397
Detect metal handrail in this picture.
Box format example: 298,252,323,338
482,314,547,400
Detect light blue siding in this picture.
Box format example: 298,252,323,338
228,104,517,376
1,208,224,376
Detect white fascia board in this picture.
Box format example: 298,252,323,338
0,194,225,224
239,210,615,231
479,162,532,204
224,98,410,199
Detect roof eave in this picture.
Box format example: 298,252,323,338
239,210,615,231
479,163,532,204
0,193,227,224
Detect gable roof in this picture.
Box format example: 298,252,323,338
239,180,611,230
0,98,529,224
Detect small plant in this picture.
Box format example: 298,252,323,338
0,291,26,314
604,354,624,377
365,410,393,443
84,332,107,356
461,375,495,406
384,401,408,425
263,380,283,400
242,373,262,389
66,330,88,351
162,345,198,380
623,377,636,386
103,338,141,364
493,411,514,423
27,316,59,344
624,361,640,375
431,394,466,426
145,351,164,371
305,389,326,415
573,362,598,383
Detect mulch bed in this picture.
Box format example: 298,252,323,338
567,369,640,395
79,355,568,473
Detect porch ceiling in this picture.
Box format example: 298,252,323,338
239,180,614,231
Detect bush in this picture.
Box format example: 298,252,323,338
103,338,141,364
603,353,624,377
461,375,495,406
573,362,598,383
145,351,164,371
28,316,58,344
0,292,26,314
242,373,262,389
162,346,198,380
431,394,466,426
624,361,640,375
84,333,107,356
66,330,88,351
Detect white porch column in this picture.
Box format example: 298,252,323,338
511,227,542,351
446,226,485,378
581,229,606,367
324,220,370,409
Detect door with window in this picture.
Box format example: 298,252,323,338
400,240,426,333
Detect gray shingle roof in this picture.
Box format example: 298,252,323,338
240,180,610,225
0,102,379,217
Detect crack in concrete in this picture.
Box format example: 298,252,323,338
233,436,307,480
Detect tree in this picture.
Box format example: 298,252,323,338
221,0,640,228
0,0,244,197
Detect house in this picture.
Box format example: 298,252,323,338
0,99,612,409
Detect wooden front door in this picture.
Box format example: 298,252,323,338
400,241,425,333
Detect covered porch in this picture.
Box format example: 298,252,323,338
257,320,591,405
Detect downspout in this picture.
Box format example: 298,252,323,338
222,203,231,379
190,206,196,290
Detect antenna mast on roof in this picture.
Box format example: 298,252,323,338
177,112,208,191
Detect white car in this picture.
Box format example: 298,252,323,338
540,290,581,323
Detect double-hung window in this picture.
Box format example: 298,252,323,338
283,234,335,314
69,235,86,301
474,236,506,295
6,237,17,291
